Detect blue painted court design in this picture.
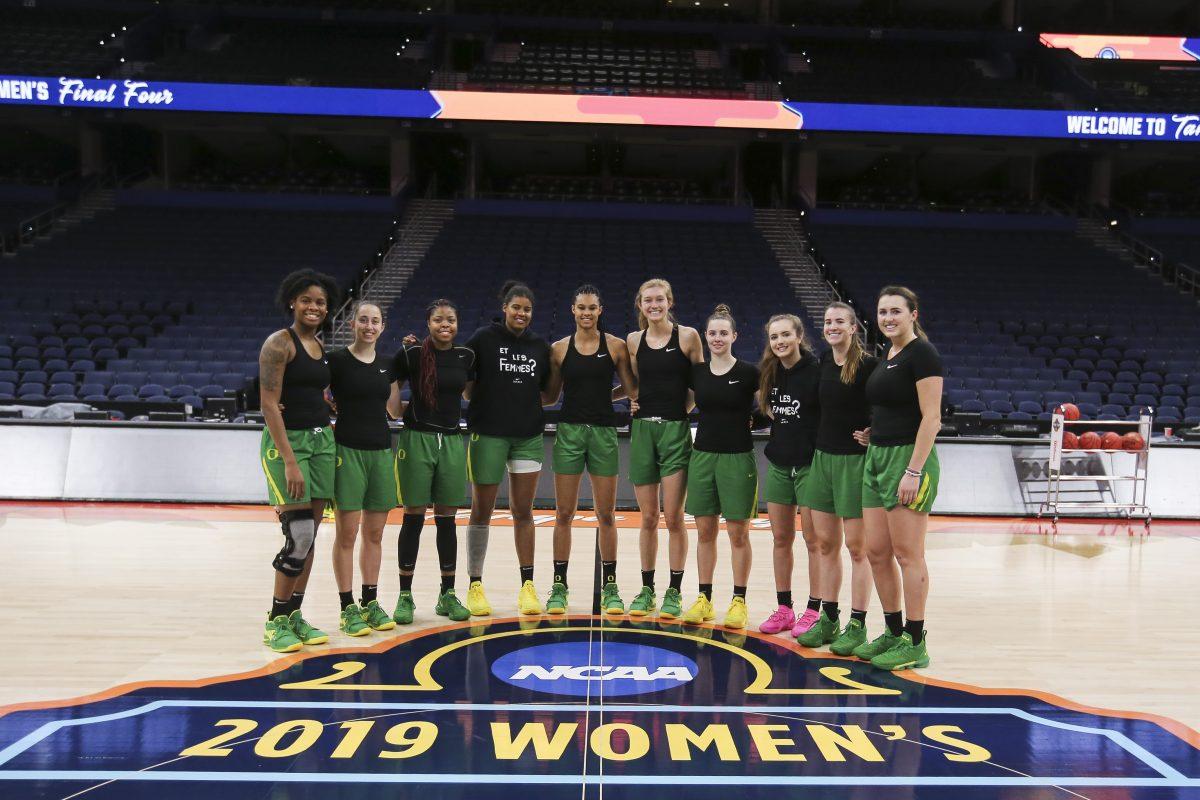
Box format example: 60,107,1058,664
2,618,1198,799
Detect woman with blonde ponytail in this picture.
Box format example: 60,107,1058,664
754,314,822,638
794,302,878,655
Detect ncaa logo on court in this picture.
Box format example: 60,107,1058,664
491,641,697,697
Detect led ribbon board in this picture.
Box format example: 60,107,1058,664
1041,34,1200,61
2,75,1199,141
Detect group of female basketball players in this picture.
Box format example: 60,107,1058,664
258,270,942,673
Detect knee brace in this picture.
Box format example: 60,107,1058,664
273,509,316,577
397,513,425,573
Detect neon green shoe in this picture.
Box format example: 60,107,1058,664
601,583,625,615
682,594,715,624
545,582,568,615
263,615,302,653
287,610,328,645
797,610,840,647
339,604,371,637
830,618,868,656
435,589,470,622
852,630,903,661
659,587,683,619
466,581,491,616
392,591,415,625
362,599,396,631
519,580,544,615
723,596,748,629
869,632,930,671
628,586,656,616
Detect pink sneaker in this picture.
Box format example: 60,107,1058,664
758,605,796,634
790,608,821,637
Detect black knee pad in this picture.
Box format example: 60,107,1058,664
273,508,316,577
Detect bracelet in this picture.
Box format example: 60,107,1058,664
903,468,922,478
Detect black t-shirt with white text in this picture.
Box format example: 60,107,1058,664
763,353,821,468
816,351,878,455
393,343,475,433
691,359,760,454
865,339,943,446
466,323,551,438
328,347,393,450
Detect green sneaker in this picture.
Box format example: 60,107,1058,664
830,618,868,656
435,589,471,622
545,582,569,615
628,586,656,616
852,630,903,661
287,610,328,645
659,587,683,619
797,611,840,648
601,582,625,615
339,604,371,637
263,615,302,653
869,632,930,671
362,599,396,631
392,591,415,625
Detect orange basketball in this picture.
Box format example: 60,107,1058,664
1101,431,1123,450
1062,431,1079,450
1079,431,1102,450
1057,403,1080,421
1122,432,1145,452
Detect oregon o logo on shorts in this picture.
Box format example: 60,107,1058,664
397,449,407,461
491,642,697,698
266,448,280,460
336,456,343,468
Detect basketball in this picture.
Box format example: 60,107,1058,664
1079,431,1102,450
1101,431,1123,450
1062,431,1079,449
1123,432,1146,452
1057,403,1080,421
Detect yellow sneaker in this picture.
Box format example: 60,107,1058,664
466,581,492,617
681,594,715,624
518,580,543,615
724,596,748,629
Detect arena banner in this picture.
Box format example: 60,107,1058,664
2,74,1200,141
1041,33,1200,61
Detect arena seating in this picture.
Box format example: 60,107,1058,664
384,210,798,362
0,6,133,77
466,30,748,98
456,0,749,23
1078,59,1200,112
0,204,393,409
177,165,387,196
809,216,1200,426
488,175,712,204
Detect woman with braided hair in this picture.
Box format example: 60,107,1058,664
388,299,476,625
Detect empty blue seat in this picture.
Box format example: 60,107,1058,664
988,400,1014,414
107,383,136,398
960,399,986,413
1076,402,1100,418
197,384,226,399
1100,403,1126,417
1017,401,1043,415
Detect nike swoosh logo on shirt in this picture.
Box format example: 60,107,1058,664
886,364,899,369
665,348,677,352
597,353,609,358
379,369,388,373
728,380,740,384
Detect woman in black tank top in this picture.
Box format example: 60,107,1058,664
257,269,340,654
623,278,704,620
542,285,637,615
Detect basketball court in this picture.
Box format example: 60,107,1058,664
2,502,1198,798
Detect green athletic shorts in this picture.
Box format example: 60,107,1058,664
334,444,398,512
765,461,810,507
396,429,467,508
553,422,619,476
804,450,867,519
628,418,692,486
862,443,940,513
467,432,543,486
684,449,759,521
260,426,335,505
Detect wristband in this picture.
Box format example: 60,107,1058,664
903,468,922,478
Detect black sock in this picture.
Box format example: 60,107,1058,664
904,618,925,645
669,570,684,592
601,560,617,586
732,585,746,600
699,583,713,600
851,608,867,624
777,590,793,608
469,575,482,585
440,574,454,594
821,600,840,621
806,595,821,612
641,569,655,589
360,584,377,605
520,564,534,584
553,560,568,586
291,591,305,609
884,610,903,636
400,573,414,592
339,591,354,610
270,596,290,620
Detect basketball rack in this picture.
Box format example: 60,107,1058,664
1038,411,1152,528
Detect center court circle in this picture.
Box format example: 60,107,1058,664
491,641,698,697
